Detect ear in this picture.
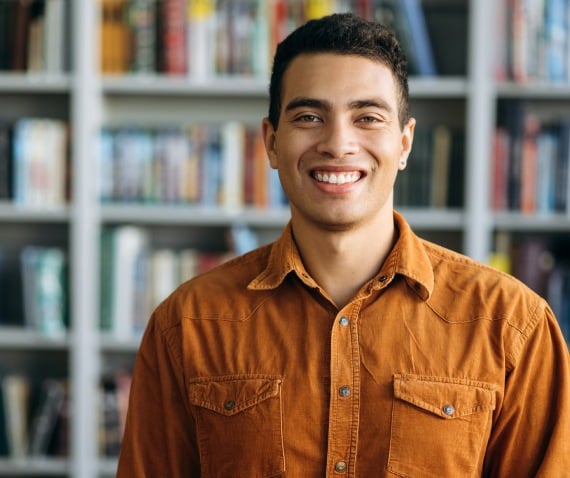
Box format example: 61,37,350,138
398,117,415,171
262,118,278,169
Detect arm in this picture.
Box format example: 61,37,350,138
484,305,570,477
116,313,200,477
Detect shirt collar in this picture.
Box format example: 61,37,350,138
248,211,434,301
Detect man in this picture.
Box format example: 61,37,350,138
117,13,570,477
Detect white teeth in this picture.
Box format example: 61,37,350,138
315,171,360,184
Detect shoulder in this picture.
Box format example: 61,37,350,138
151,243,275,331
422,239,548,334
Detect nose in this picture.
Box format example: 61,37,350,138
315,119,359,159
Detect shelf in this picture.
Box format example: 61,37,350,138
0,457,69,476
102,75,269,97
409,77,468,98
98,458,118,477
0,74,72,93
0,203,70,223
492,212,570,232
0,327,69,350
100,204,291,227
397,208,464,230
496,81,570,99
101,75,468,99
100,333,142,353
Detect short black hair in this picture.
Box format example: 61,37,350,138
268,12,410,130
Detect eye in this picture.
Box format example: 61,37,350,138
357,115,382,124
294,114,322,123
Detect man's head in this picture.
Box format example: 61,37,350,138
267,13,410,130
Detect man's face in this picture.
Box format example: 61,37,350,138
263,53,415,232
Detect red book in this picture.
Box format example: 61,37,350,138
160,0,187,74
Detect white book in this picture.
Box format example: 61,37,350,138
44,0,65,73
150,249,179,309
2,375,30,459
221,121,245,210
187,0,216,80
110,227,149,340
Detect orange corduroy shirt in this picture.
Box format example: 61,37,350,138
117,212,570,478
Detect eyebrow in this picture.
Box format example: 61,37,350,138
284,96,394,114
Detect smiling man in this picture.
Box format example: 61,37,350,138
117,13,570,478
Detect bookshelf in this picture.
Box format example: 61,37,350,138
0,0,568,477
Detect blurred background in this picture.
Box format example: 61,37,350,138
0,0,568,476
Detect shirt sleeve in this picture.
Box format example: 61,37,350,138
484,303,570,477
116,312,200,477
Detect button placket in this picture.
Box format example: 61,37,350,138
326,308,361,477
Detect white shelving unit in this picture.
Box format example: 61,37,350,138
2,0,568,476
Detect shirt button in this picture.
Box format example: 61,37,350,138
339,316,349,327
224,400,236,411
379,275,388,282
339,386,351,397
335,461,347,473
442,404,455,416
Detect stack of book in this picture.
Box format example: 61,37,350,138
99,0,453,78
0,0,66,74
98,123,287,209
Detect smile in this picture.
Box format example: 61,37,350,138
313,171,362,185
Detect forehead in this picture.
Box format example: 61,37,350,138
281,53,399,108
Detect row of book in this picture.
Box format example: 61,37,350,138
490,232,570,343
493,102,570,213
99,224,258,339
100,0,465,78
98,123,288,208
0,0,66,74
0,118,69,206
0,375,68,459
495,0,570,83
394,125,465,209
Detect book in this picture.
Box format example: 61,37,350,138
187,0,216,80
108,226,150,340
159,0,187,74
11,118,67,207
2,375,30,459
128,0,157,73
0,121,11,200
43,0,65,73
27,0,45,72
397,0,437,76
492,127,511,211
11,0,33,71
430,125,452,208
423,0,468,76
100,0,129,74
519,113,540,213
99,376,121,457
221,121,245,209
20,246,67,337
150,248,179,309
27,379,66,457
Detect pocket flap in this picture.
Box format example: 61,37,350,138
188,375,281,416
393,373,496,419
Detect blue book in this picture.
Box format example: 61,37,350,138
398,0,437,76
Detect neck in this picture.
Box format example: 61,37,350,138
291,212,396,308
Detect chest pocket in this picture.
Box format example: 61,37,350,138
388,373,496,478
188,375,285,478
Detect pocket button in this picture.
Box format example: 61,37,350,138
224,399,236,411
442,404,455,416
